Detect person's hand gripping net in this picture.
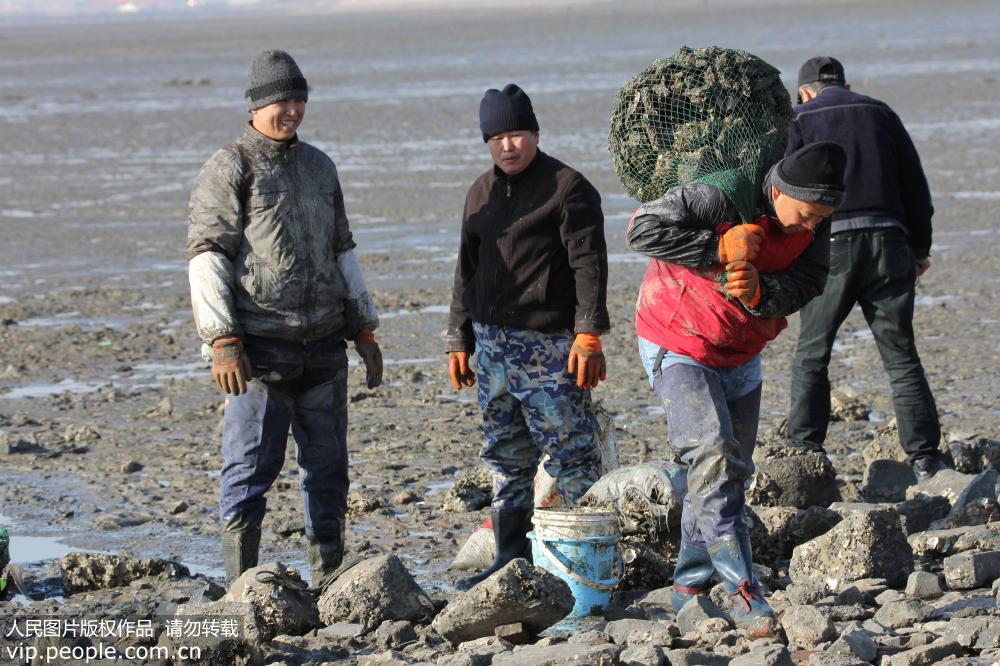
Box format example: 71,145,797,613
448,352,476,390
718,223,766,263
724,261,762,308
567,333,606,389
211,336,252,395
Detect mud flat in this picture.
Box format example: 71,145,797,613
1,0,998,662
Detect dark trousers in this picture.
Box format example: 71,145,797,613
652,363,760,547
220,334,349,543
788,228,940,461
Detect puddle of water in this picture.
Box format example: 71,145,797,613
0,378,104,400
915,294,958,308
16,314,146,330
379,304,451,320
425,479,455,495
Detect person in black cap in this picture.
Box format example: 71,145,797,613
786,57,947,480
187,49,384,590
625,140,847,636
446,83,610,590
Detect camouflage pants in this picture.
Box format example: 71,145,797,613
473,323,601,511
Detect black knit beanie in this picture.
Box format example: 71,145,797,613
245,50,308,112
479,83,539,142
770,141,847,208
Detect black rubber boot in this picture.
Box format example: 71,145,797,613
307,536,344,594
671,539,717,612
456,507,533,592
707,533,777,638
221,520,261,584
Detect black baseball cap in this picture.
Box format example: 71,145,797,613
797,56,846,88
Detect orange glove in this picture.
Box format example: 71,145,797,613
212,336,252,396
567,333,606,389
725,261,762,308
718,224,766,263
355,330,383,389
448,352,475,390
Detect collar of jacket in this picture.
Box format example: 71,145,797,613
492,150,544,186
241,122,299,159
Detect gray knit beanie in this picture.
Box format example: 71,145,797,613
245,49,308,112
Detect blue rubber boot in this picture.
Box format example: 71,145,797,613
671,539,716,612
707,533,778,638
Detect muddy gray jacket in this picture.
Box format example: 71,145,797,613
187,124,378,346
626,177,830,319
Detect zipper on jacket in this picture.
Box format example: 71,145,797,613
506,180,511,198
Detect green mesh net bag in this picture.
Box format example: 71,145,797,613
609,46,792,220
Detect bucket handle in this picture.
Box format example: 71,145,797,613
535,537,622,592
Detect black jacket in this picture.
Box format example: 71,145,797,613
788,85,933,257
445,151,609,352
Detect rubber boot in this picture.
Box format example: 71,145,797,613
456,507,532,592
707,533,777,638
671,539,716,612
221,522,261,584
305,536,341,591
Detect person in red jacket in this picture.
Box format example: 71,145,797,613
626,142,846,636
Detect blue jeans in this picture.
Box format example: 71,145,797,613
220,334,349,543
638,337,762,547
474,323,600,510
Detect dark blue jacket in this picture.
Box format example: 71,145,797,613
787,85,933,257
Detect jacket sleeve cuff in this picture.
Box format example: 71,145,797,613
189,251,240,345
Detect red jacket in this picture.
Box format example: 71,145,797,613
635,214,814,367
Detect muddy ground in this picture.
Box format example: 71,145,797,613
0,0,997,626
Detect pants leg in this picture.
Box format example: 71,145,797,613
859,231,941,460
220,379,294,529
788,233,861,450
474,324,542,511
511,331,600,507
728,384,761,537
654,363,752,547
291,341,350,543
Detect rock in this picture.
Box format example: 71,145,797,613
807,654,869,666
316,622,364,640
619,644,666,666
943,550,1000,590
146,397,174,417
222,563,320,642
785,581,829,606
907,526,970,558
830,389,870,422
948,439,983,474
873,600,931,629
121,460,143,474
347,489,390,516
862,420,908,468
953,523,1000,552
60,552,189,592
664,648,731,665
748,505,842,569
905,469,980,505
357,650,410,666
834,585,869,606
317,554,429,629
490,641,621,665
881,638,963,666
373,620,418,650
789,506,913,591
830,630,878,662
781,605,836,647
731,644,793,666
896,495,951,535
162,600,264,665
603,618,675,647
932,498,1000,530
494,622,532,645
905,571,944,599
863,460,916,503
432,559,572,644
875,588,907,604
442,468,493,513
444,636,514,666
170,500,189,515
62,423,100,443
942,616,1000,650
748,444,839,508
676,595,731,635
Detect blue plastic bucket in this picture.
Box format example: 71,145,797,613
529,508,622,617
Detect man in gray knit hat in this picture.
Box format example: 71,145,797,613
187,49,383,590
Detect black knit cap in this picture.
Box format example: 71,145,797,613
797,56,846,88
771,141,847,208
245,49,308,112
479,83,539,142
